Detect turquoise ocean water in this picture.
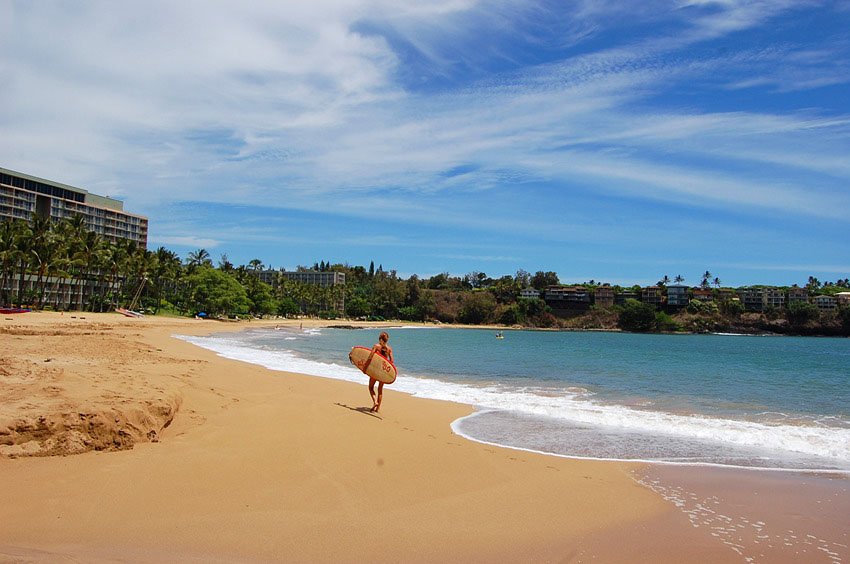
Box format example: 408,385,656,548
179,327,850,472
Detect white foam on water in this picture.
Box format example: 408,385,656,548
176,333,850,470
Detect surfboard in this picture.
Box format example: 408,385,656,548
349,346,397,384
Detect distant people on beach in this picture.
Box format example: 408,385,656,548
362,331,394,413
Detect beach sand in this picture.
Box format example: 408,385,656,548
0,312,807,562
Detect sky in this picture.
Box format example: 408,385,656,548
2,0,849,287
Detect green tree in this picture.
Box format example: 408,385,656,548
655,311,679,332
186,267,249,316
458,291,496,325
345,295,371,318
618,299,657,332
277,296,300,317
839,306,850,334
531,271,559,291
787,301,820,327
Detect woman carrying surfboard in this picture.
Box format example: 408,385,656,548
362,331,393,413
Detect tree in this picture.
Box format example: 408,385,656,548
531,271,559,291
514,269,531,288
277,296,300,317
787,301,820,327
618,299,657,332
458,292,496,325
674,274,685,284
0,220,25,306
218,254,234,272
186,248,212,273
839,306,850,334
713,277,721,289
152,247,182,314
186,267,249,316
806,276,821,292
658,275,670,286
701,271,712,289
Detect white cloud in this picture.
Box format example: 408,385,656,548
150,235,221,249
2,0,847,244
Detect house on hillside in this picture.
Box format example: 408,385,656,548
520,288,541,299
641,286,662,307
594,286,615,308
813,295,838,311
737,287,765,311
788,287,809,305
765,288,786,309
665,284,689,307
693,288,713,302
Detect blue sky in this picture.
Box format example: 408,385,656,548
2,0,849,286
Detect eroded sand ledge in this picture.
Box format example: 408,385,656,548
0,312,734,562
1,322,183,457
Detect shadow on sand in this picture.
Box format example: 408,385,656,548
335,403,382,419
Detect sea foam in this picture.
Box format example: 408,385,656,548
176,333,850,471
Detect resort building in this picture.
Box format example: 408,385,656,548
813,295,838,311
665,284,689,307
544,285,591,315
837,292,850,306
641,286,663,307
519,288,541,300
737,287,765,311
787,287,809,304
615,291,639,305
764,288,786,309
693,288,713,302
717,289,737,302
255,269,278,286
544,286,590,304
593,286,615,308
281,270,346,287
0,166,148,248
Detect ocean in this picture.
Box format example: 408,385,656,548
177,326,850,473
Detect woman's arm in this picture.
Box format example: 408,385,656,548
362,344,380,372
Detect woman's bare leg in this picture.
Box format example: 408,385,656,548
374,382,384,412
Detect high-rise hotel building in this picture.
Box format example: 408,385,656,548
0,166,148,248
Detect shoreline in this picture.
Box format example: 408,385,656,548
0,312,844,562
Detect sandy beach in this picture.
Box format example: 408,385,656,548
0,312,830,562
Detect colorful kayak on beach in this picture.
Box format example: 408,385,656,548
349,346,397,384
0,307,30,314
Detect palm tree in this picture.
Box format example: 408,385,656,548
701,270,712,289
30,218,65,309
102,240,131,310
14,220,34,307
713,277,721,289
248,259,264,272
186,248,212,273
73,230,106,310
218,253,234,273
0,220,24,307
674,274,684,284
152,247,181,314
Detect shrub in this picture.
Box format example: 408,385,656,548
655,311,679,332
618,299,657,332
787,301,820,327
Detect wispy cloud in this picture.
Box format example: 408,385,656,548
1,1,848,283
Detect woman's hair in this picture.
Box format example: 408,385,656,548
379,331,389,342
